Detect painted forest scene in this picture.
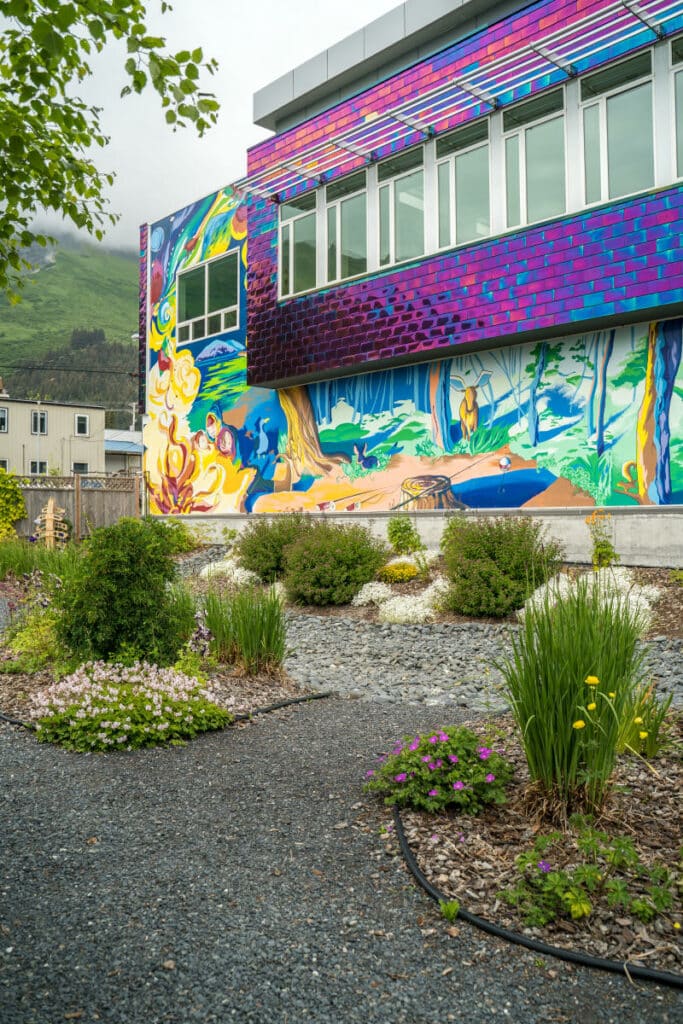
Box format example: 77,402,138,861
143,193,682,516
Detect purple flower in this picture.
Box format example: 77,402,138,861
477,746,492,760
435,759,443,768
421,755,431,763
448,754,459,764
428,789,439,797
428,762,437,771
428,735,439,744
394,773,407,783
409,736,421,751
452,781,464,791
538,860,551,873
437,732,449,742
485,773,495,783
365,770,375,778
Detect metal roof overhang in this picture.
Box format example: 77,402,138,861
235,0,683,203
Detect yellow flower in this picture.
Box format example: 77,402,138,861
674,922,681,930
587,703,597,711
639,731,648,740
608,692,616,699
585,676,599,686
634,717,643,725
573,720,586,730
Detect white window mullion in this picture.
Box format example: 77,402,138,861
315,189,326,287
488,109,506,236
423,138,438,255
367,163,379,272
565,77,582,213
599,97,609,201
519,131,528,224
653,40,672,186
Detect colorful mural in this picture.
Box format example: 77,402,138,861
143,192,683,515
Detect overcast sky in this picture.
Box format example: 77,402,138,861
37,0,400,250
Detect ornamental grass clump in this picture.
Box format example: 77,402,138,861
498,576,647,816
30,662,232,751
364,726,514,813
203,585,286,674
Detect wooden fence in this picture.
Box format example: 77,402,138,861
16,475,142,540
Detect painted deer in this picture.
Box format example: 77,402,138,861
451,371,492,442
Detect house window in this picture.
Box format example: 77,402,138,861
504,89,566,227
73,462,89,474
0,460,8,472
326,171,367,282
0,407,7,432
75,414,89,436
581,52,653,203
280,191,317,296
436,120,490,247
177,251,239,343
378,148,425,266
30,461,47,475
31,409,47,435
673,39,683,178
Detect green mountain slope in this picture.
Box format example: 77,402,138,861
0,238,139,372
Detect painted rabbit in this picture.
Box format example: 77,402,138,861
354,442,378,469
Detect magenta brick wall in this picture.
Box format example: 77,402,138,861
247,186,683,387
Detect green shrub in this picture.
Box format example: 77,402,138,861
140,516,200,554
440,515,563,617
387,516,424,556
203,585,286,674
364,725,514,813
7,606,64,673
236,514,313,582
54,518,194,666
0,470,27,542
377,560,419,584
32,661,232,751
283,522,388,606
497,577,646,815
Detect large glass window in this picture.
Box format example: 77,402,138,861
177,251,239,343
581,52,653,203
673,39,683,178
280,192,317,295
378,148,424,266
503,89,566,227
436,120,490,247
326,171,367,282
31,410,47,435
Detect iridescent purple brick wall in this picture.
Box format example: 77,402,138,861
246,0,683,388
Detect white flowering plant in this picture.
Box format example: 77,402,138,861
30,662,232,752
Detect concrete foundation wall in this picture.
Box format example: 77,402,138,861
174,507,683,568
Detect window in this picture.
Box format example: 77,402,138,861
673,39,683,178
0,460,8,472
326,171,367,282
581,52,653,202
72,462,89,474
74,414,89,436
504,89,566,227
177,251,239,343
0,407,7,432
31,409,47,435
437,120,490,247
280,192,317,296
378,148,425,266
30,461,47,475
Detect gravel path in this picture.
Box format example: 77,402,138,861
1,701,681,1024
284,614,683,710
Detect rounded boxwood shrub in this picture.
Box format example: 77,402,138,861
236,513,313,582
283,522,388,606
440,515,563,618
55,518,195,665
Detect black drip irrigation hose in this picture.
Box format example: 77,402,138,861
0,691,333,734
393,806,683,991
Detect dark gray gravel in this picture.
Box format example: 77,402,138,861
1,701,681,1024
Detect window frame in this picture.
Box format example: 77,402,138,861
29,461,47,475
279,191,318,298
176,250,240,345
436,121,491,250
31,409,47,435
377,147,426,269
671,38,683,181
325,170,368,284
72,462,89,475
503,87,567,229
74,414,89,437
580,52,655,206
0,406,7,433
0,459,8,472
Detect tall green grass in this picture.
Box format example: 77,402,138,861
203,586,286,675
0,539,83,583
498,577,647,815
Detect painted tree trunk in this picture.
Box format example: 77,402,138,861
527,342,547,446
429,360,454,451
595,330,614,457
279,387,347,477
630,320,682,504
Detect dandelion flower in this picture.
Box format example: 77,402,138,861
608,692,616,699
573,720,586,730
674,922,681,930
585,676,599,686
587,702,596,711
639,731,648,740
634,717,643,725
